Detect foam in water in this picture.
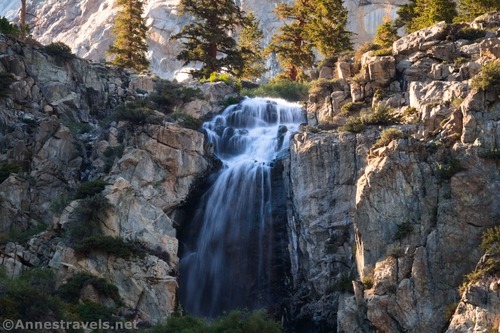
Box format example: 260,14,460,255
179,97,306,317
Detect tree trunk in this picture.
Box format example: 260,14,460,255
20,0,26,40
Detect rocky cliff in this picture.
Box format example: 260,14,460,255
1,0,406,79
285,13,500,332
0,11,499,333
0,33,230,323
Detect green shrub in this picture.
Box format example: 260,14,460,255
103,145,124,173
146,310,281,333
328,272,354,293
0,162,20,183
43,42,74,60
308,78,341,95
471,61,500,93
340,102,365,116
0,72,16,98
0,268,63,322
373,20,398,48
150,80,202,113
453,57,468,67
372,128,404,149
222,95,244,107
437,157,465,180
363,106,402,126
57,272,121,305
76,301,115,323
67,193,111,243
394,221,414,241
202,72,236,86
74,235,145,259
456,27,486,40
114,100,163,125
241,79,309,102
460,226,500,293
0,16,19,36
171,112,203,130
340,116,365,133
361,276,374,289
62,120,93,136
0,224,47,245
75,179,108,199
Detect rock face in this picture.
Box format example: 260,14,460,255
2,0,407,79
0,33,216,323
284,14,500,332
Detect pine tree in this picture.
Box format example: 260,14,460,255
267,0,353,81
266,1,315,81
172,0,251,79
108,0,149,72
235,12,267,80
307,0,353,56
396,0,457,32
373,19,399,48
456,0,500,22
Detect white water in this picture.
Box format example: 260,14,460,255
179,97,305,317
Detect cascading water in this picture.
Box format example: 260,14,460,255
179,97,306,317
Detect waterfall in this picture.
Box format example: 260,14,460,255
179,97,306,317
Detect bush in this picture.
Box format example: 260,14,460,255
75,179,108,199
394,221,414,241
74,235,146,259
43,42,74,60
114,100,163,125
147,310,282,333
308,78,341,95
363,106,402,126
361,277,374,289
68,193,111,243
150,80,202,113
340,116,365,133
202,72,236,86
171,112,203,130
76,301,116,323
0,224,47,245
460,226,500,293
373,20,398,48
103,145,125,173
0,162,20,183
0,72,16,98
437,157,465,180
58,272,121,304
471,61,500,93
241,79,309,102
456,27,486,40
0,16,19,36
372,128,404,149
0,268,63,322
340,102,364,116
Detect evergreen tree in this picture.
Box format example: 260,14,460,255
373,19,399,48
108,0,149,72
307,0,353,56
172,0,252,79
266,1,315,81
267,0,353,81
236,12,267,80
456,0,500,22
396,0,457,32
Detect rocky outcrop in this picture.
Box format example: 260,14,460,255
0,33,215,323
286,14,500,333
